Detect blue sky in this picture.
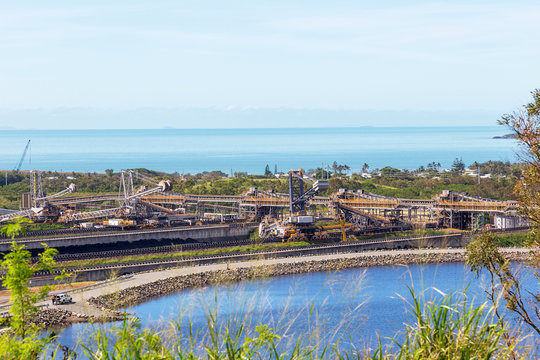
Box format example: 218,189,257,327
0,0,539,129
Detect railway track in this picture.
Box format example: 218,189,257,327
41,237,280,262
2,225,528,280
0,226,118,239
0,222,246,240
0,223,256,246
23,226,528,264
33,233,464,276
23,227,451,262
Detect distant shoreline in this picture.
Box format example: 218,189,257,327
493,133,516,139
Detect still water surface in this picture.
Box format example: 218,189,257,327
55,262,539,356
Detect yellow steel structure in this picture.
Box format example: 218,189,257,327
23,187,518,227
140,192,517,215
339,217,347,242
435,200,517,212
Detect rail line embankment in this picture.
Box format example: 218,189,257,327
2,247,530,329
28,233,466,283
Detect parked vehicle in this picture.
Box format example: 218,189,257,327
52,293,72,305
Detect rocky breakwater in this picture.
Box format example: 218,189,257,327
1,309,82,330
33,308,125,328
1,308,125,333
32,308,89,328
89,249,532,311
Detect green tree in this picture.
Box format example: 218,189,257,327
499,89,540,227
0,218,68,359
234,171,248,178
332,161,338,174
451,157,465,173
1,241,59,337
105,169,114,177
380,166,401,176
468,90,540,338
313,167,331,179
264,164,272,177
331,161,350,175
426,161,441,173
361,163,369,173
467,232,539,336
0,216,31,238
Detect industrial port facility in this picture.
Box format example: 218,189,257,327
0,168,528,283
1,169,524,239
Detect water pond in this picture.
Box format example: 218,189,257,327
54,262,539,356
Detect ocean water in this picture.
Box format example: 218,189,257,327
55,263,539,357
0,127,518,174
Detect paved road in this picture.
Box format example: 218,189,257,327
28,247,530,319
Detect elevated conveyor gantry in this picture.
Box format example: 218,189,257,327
57,170,173,223
288,169,329,214
3,168,521,230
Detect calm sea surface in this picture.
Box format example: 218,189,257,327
54,263,539,357
0,127,517,174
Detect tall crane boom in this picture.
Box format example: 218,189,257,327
14,140,31,171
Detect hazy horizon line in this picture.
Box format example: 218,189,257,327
0,124,506,131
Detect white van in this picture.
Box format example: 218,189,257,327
52,293,72,305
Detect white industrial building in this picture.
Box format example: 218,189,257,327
494,215,529,229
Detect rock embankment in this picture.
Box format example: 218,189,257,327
32,308,124,328
1,308,124,332
32,308,89,328
89,249,530,310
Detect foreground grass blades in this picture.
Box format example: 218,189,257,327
53,286,527,359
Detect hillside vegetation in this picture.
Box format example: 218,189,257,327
0,161,519,210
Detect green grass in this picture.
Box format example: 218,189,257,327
42,285,524,359
249,229,261,240
376,286,519,360
494,232,530,247
26,223,69,231
55,229,452,269
56,241,312,268
354,229,448,241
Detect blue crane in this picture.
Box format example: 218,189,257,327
14,140,31,171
